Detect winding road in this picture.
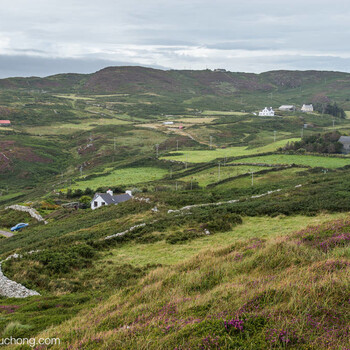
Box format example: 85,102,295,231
0,230,13,238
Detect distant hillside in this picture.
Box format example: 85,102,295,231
1,66,350,97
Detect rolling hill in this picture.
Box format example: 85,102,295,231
0,66,349,98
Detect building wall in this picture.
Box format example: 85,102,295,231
91,196,107,210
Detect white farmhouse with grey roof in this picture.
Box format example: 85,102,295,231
338,136,350,154
91,189,132,210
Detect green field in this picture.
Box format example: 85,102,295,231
230,154,350,168
180,165,270,186
201,110,247,116
23,118,131,135
104,212,348,266
216,167,307,189
162,138,300,163
65,167,169,190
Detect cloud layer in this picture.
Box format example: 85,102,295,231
0,0,349,77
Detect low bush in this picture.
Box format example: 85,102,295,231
166,230,200,244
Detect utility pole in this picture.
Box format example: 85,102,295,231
301,127,304,138
210,136,213,149
274,130,276,142
250,170,254,186
80,166,83,177
155,144,159,158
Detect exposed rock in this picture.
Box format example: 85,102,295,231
105,223,146,240
133,197,151,203
0,262,40,298
5,205,47,224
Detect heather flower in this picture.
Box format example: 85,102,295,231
224,318,244,332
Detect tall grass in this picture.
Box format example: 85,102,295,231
37,218,350,349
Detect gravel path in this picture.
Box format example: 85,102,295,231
0,230,13,238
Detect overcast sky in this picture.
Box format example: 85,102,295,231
0,0,350,77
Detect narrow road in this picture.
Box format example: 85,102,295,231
0,230,13,238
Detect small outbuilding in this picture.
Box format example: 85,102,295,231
279,105,295,112
0,120,11,126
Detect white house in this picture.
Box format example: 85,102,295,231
91,190,133,210
279,105,295,112
259,107,275,116
301,104,314,113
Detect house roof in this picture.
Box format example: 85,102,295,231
339,136,350,144
0,120,11,124
94,193,132,205
279,105,294,108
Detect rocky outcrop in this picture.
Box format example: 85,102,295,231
0,262,40,298
5,205,47,224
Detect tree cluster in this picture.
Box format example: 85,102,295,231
314,102,346,118
282,131,343,154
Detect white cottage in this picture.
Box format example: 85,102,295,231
301,104,314,113
91,190,132,210
259,107,275,116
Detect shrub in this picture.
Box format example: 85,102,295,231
79,195,92,206
2,322,32,338
166,231,199,244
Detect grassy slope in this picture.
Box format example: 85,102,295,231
1,67,350,348
35,214,350,350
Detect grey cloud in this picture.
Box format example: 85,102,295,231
0,0,349,76
0,55,166,78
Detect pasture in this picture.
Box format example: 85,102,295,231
23,118,131,135
230,154,350,168
201,110,247,116
103,212,348,266
65,166,168,191
179,165,270,187
216,167,307,189
161,138,300,163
